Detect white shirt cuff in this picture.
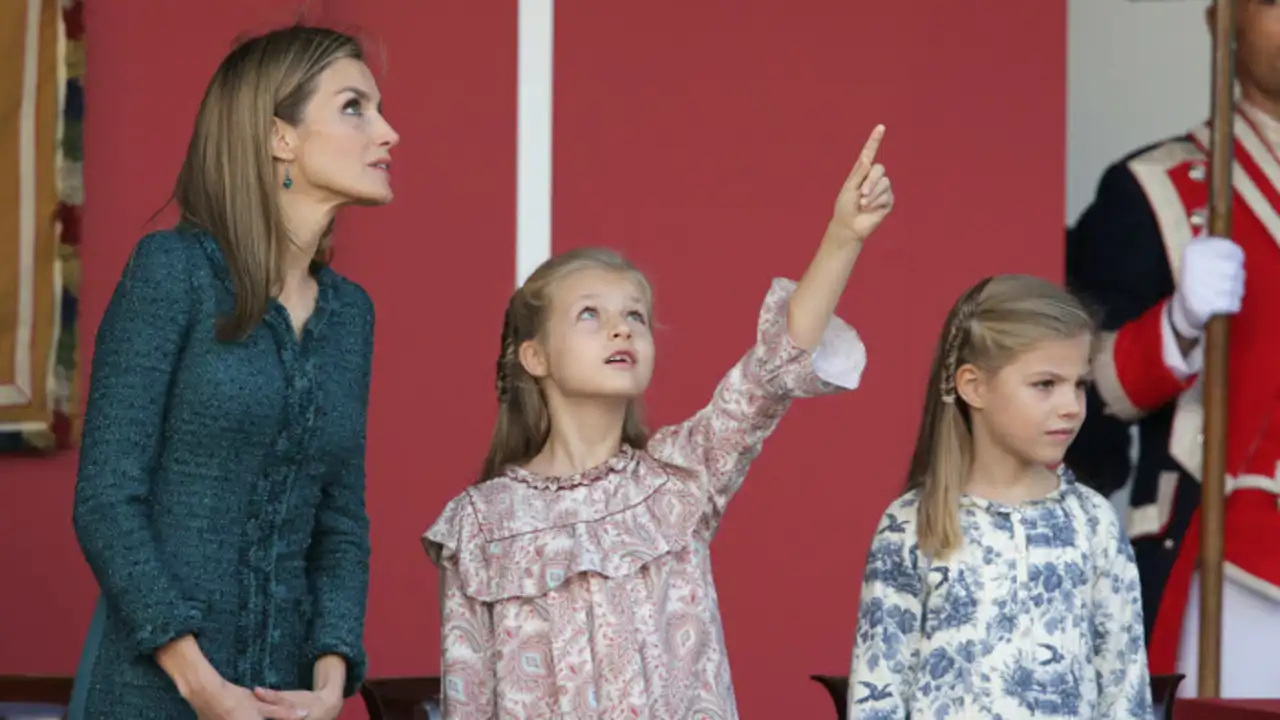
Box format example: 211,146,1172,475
810,317,867,390
1160,306,1203,379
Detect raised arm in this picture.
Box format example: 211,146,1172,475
790,124,892,351
647,126,892,527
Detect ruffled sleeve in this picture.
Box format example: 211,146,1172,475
647,277,866,531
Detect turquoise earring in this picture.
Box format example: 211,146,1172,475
282,167,293,190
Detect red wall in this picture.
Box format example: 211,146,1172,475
0,2,1066,718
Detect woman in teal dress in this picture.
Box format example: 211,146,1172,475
68,25,399,720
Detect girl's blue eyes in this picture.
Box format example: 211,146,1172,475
577,307,647,325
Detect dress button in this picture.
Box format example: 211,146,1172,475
1164,538,1175,550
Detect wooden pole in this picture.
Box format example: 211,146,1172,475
1198,0,1236,699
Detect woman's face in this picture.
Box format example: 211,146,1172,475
276,57,400,206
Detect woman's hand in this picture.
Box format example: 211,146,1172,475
253,686,344,720
830,124,893,243
186,675,301,719
158,636,296,719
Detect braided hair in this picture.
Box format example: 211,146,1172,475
495,304,519,404
905,274,1094,558
937,279,991,404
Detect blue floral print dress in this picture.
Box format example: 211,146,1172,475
848,469,1154,719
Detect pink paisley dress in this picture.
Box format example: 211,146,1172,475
423,278,867,719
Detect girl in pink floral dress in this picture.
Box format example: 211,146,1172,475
424,125,894,719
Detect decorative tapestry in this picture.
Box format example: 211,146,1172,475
0,0,83,454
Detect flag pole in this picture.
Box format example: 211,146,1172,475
1197,0,1236,698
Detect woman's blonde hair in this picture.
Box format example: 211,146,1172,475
171,25,363,340
907,274,1094,558
478,248,655,482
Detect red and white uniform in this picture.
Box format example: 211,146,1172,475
1093,104,1280,697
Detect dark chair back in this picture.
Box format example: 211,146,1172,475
810,674,847,720
1151,673,1184,720
0,675,74,720
360,677,442,720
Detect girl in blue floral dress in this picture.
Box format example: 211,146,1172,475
848,275,1154,719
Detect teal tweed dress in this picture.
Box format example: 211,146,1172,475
69,228,374,718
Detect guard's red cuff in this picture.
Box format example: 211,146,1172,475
1112,300,1195,412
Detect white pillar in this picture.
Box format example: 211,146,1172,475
516,0,554,287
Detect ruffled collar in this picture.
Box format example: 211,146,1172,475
504,445,638,490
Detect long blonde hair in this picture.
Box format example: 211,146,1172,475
478,248,655,482
171,25,363,341
907,275,1094,558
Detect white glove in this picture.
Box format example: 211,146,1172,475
1169,235,1245,340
